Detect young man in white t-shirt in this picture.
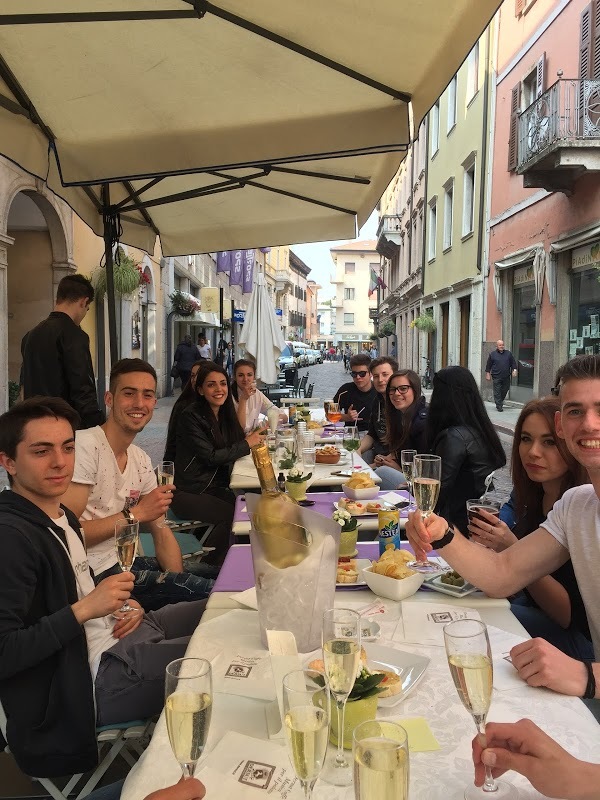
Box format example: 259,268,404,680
407,354,600,704
62,358,215,611
197,335,211,360
0,397,206,777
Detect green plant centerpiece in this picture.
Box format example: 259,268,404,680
92,247,143,299
278,445,297,470
411,310,436,333
284,466,312,501
333,507,359,557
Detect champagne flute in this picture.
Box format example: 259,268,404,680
444,620,516,799
157,460,175,529
165,657,213,779
353,720,409,800
114,518,139,614
408,454,443,574
400,449,417,509
321,608,361,786
282,669,330,800
343,425,360,470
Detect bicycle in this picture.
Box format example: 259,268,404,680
422,356,432,389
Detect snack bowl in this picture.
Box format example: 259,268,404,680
361,566,424,601
315,448,341,465
342,483,380,501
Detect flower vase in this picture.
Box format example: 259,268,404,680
338,523,359,557
329,694,379,750
285,480,308,501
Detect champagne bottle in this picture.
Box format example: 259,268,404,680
251,442,309,568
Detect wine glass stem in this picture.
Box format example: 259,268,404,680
350,450,355,469
301,779,314,800
181,763,195,779
475,723,498,793
335,699,347,767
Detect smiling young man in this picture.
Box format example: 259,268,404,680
62,358,215,611
407,354,600,704
332,353,377,431
0,398,206,778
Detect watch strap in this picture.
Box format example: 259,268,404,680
435,526,455,549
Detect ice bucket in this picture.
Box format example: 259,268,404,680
246,493,340,652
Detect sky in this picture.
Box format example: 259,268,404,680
291,209,378,302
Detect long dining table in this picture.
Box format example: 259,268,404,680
121,543,600,800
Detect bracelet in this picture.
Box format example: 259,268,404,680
582,660,596,700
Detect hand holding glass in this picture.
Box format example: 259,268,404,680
408,455,443,574
444,619,516,799
165,657,213,779
283,669,330,800
114,518,139,614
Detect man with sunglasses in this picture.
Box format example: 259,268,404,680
332,353,377,431
358,356,399,464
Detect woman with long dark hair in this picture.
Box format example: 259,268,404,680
467,397,592,659
163,359,203,462
373,369,428,489
171,362,264,565
426,366,506,532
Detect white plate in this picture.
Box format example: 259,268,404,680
336,558,371,588
365,643,430,707
423,574,480,598
333,501,394,517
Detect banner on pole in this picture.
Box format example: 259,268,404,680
216,251,231,273
230,250,243,286
242,249,255,293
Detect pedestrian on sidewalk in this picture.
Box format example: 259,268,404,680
485,340,517,412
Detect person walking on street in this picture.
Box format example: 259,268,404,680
197,335,212,360
173,335,199,388
21,273,105,430
485,339,517,412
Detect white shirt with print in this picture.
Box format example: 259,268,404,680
73,426,157,575
232,389,274,432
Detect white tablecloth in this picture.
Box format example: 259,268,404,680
121,594,600,800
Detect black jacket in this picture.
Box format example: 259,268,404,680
21,312,104,429
432,425,504,533
0,492,97,777
173,341,200,374
391,396,428,459
485,349,517,379
174,402,250,494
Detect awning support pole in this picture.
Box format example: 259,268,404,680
101,183,119,364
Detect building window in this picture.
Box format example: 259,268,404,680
443,181,454,250
569,266,600,359
466,43,479,103
431,101,440,154
344,313,355,325
428,200,437,261
447,76,457,132
462,161,475,236
345,262,356,274
344,288,355,300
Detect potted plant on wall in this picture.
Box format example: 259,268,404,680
379,319,396,339
92,247,143,299
411,310,437,333
169,289,200,316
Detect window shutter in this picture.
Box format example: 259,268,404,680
535,52,546,98
580,5,592,80
515,0,525,15
507,83,521,171
593,0,600,79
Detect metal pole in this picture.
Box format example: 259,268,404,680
101,183,118,363
166,310,176,396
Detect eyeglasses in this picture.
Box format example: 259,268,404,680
351,371,369,379
388,384,411,395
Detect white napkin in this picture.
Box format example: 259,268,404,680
212,635,276,701
231,587,259,610
399,600,481,646
487,624,532,692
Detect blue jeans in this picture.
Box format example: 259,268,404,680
374,465,407,490
96,558,215,613
85,780,124,800
510,595,594,661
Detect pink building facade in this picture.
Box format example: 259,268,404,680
486,0,600,402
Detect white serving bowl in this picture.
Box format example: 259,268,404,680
341,483,380,501
361,566,424,601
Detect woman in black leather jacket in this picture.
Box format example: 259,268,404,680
426,366,506,532
171,362,264,565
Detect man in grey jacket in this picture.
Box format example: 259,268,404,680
485,340,517,412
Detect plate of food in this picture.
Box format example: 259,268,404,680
423,570,480,597
334,498,392,516
336,558,371,588
307,644,429,708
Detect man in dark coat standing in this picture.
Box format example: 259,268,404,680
485,339,518,412
21,273,104,429
173,335,199,387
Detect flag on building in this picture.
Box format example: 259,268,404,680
216,251,231,273
368,268,387,297
230,249,243,286
242,249,255,293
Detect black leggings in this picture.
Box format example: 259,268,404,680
171,487,235,567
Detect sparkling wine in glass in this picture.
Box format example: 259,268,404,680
282,669,330,800
400,449,417,509
321,608,361,786
353,719,409,800
343,425,360,469
114,518,139,614
157,460,175,529
165,657,213,779
444,619,516,800
407,454,444,574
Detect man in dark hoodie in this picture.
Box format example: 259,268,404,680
0,397,206,779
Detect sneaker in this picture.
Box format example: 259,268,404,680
497,407,503,412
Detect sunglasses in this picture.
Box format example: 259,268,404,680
351,371,369,378
388,384,411,395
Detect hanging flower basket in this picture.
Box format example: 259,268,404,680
411,312,436,333
92,247,144,300
169,289,200,316
379,320,396,338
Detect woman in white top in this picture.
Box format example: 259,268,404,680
231,359,287,432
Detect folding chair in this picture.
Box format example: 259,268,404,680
139,511,215,560
0,702,152,800
298,374,308,397
304,383,314,399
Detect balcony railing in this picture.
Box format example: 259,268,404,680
517,78,600,171
377,214,402,237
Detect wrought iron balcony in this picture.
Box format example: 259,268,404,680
376,214,402,258
517,78,600,193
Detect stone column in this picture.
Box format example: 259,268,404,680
0,232,15,413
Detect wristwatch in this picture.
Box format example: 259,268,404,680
121,507,135,524
435,526,455,549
